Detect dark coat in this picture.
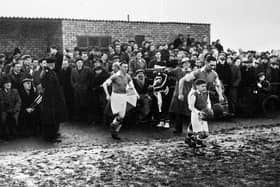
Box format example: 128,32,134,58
54,52,63,76
240,66,257,87
18,87,40,132
168,69,192,116
89,67,110,122
132,78,150,95
40,69,66,125
0,88,21,114
33,68,43,87
266,66,280,83
216,63,232,86
229,64,241,87
61,66,74,117
71,66,91,108
9,71,23,90
90,67,110,90
19,88,37,113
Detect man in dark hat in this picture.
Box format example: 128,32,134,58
18,74,40,137
0,75,21,140
40,58,66,142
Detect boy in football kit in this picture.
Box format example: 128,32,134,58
186,79,214,153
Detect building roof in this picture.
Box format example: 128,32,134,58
0,16,210,26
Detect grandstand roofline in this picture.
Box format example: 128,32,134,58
0,16,210,26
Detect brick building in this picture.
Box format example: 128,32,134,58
0,17,210,58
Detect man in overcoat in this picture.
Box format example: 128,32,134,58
40,58,66,142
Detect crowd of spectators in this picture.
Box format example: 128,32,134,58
0,33,280,141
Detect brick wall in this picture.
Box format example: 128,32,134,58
0,18,210,58
0,18,62,58
62,20,210,50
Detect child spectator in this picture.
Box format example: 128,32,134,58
18,74,41,137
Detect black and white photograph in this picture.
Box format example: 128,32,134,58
0,0,279,186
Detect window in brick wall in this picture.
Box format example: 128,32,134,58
77,36,112,50
135,35,145,47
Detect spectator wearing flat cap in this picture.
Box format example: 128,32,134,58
18,74,40,137
0,75,21,140
71,58,91,121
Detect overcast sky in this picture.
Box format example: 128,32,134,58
1,0,279,51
